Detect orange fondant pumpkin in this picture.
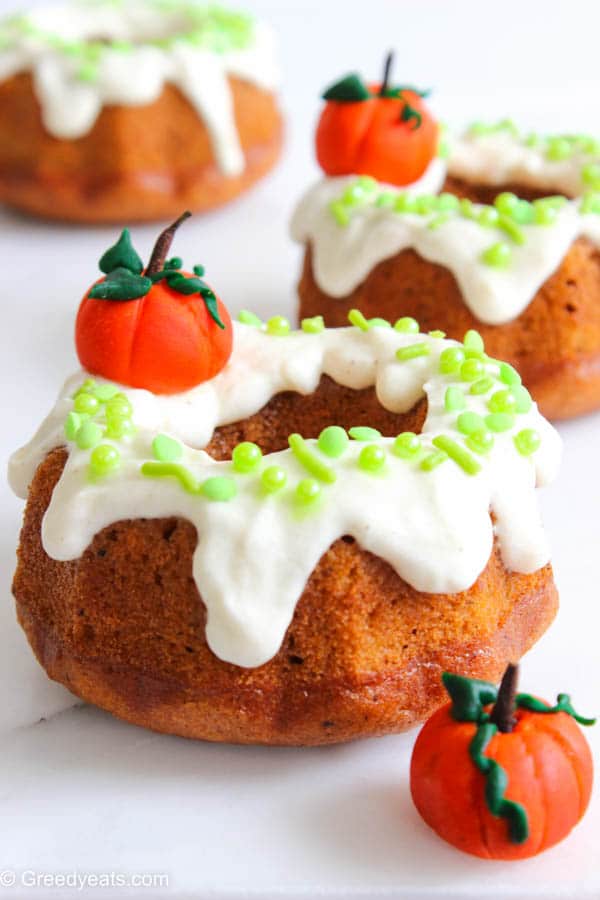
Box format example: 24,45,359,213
316,54,438,186
75,213,233,395
410,666,595,860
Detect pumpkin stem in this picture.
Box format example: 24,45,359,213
490,663,519,733
380,50,394,97
146,211,192,276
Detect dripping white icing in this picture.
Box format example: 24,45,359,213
0,2,279,176
9,323,561,668
290,176,600,325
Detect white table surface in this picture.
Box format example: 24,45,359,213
1,0,599,897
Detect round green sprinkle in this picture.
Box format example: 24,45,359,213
444,386,466,412
463,330,485,353
511,384,533,414
261,465,287,493
358,444,386,473
368,317,391,328
465,429,494,455
73,392,99,415
94,383,120,403
394,193,418,214
396,342,430,362
511,199,535,224
295,478,321,504
152,434,183,463
488,389,517,414
470,376,495,395
232,441,262,473
478,207,500,228
499,362,522,386
348,309,370,331
494,192,519,216
394,316,419,334
238,309,262,327
266,315,291,337
74,378,97,397
546,137,572,161
415,194,437,215
301,315,325,334
318,425,349,458
532,201,558,226
89,444,121,477
481,242,512,268
393,432,421,459
201,476,237,502
106,394,132,420
457,411,485,435
439,347,465,375
460,358,485,382
514,429,541,456
105,418,135,440
485,412,515,432
437,193,460,212
349,426,382,442
459,198,475,219
76,420,103,450
582,163,600,190
64,411,82,441
376,192,395,208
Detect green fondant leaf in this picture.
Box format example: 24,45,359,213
202,292,226,329
382,83,430,99
99,229,144,275
322,73,370,103
89,267,152,301
516,692,596,726
442,672,498,723
400,102,422,130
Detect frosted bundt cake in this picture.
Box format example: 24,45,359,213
0,1,282,222
10,219,562,745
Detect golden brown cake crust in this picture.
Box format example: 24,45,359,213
297,239,600,421
13,378,558,745
0,73,283,223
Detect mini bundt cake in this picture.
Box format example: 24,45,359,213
9,220,561,745
0,1,282,222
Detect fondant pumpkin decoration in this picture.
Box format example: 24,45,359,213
76,212,233,394
316,52,438,186
410,664,595,860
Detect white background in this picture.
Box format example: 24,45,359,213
1,0,599,897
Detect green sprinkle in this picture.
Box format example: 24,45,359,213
511,199,535,225
368,317,391,328
94,383,120,402
261,465,287,493
420,449,448,471
426,212,449,230
514,429,541,456
73,392,99,415
151,434,181,463
485,413,515,432
288,433,336,483
106,394,132,420
415,194,437,215
580,192,600,215
437,193,460,212
463,330,485,353
74,378,97,397
89,444,120,477
376,192,396,208
348,309,370,331
141,461,199,494
465,429,494,455
478,207,500,228
295,478,321,505
494,192,519,216
511,384,533,414
301,315,325,334
481,242,512,268
457,412,485,435
393,432,421,459
105,418,134,440
460,358,485,382
444,386,466,412
394,316,419,334
470,376,495,395
232,441,262,473
581,164,600,190
429,330,446,338
238,309,262,327
330,199,351,226
499,362,522,386
349,426,382,442
432,435,481,475
394,193,418,214
439,347,466,375
318,426,349,458
64,411,82,441
488,389,517,414
396,342,430,361
533,200,559,226
358,444,386,474
459,198,475,219
497,215,525,245
266,315,290,337
546,137,572,161
201,476,238,502
76,420,103,450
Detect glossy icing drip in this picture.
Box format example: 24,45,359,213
9,323,561,668
0,1,279,176
291,176,600,325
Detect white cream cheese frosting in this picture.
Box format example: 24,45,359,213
291,175,600,325
0,1,279,176
9,321,561,668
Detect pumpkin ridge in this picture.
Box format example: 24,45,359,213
518,727,548,855
533,718,586,818
125,290,147,386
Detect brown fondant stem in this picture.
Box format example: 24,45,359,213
146,211,192,275
490,663,519,733
380,51,394,97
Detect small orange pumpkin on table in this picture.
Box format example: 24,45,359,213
316,52,439,186
410,664,595,860
76,212,233,394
